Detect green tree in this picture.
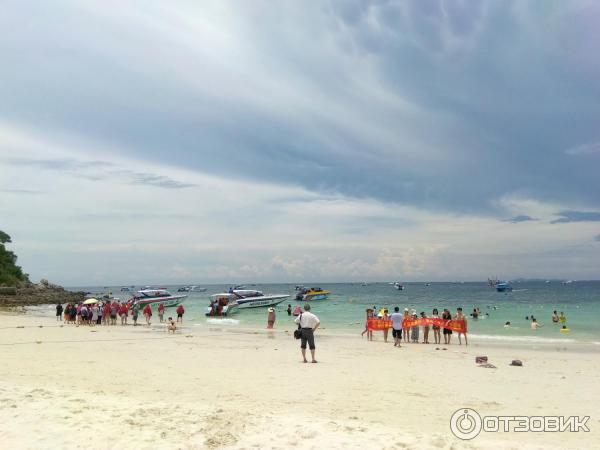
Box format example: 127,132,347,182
0,230,28,285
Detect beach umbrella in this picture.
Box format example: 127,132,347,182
83,298,99,304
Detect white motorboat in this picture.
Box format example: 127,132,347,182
131,289,187,308
205,289,289,316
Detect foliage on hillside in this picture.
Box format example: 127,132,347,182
0,231,29,286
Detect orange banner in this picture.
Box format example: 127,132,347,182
367,317,467,333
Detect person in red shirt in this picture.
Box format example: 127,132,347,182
157,303,165,323
119,303,128,325
103,302,111,326
143,304,152,325
176,304,185,323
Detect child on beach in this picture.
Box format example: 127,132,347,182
167,317,176,333
56,303,63,321
454,307,468,345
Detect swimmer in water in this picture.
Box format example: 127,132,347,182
504,321,511,328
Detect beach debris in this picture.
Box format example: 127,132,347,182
16,325,24,328
35,340,42,344
475,356,488,364
435,347,440,350
479,363,497,369
510,359,523,366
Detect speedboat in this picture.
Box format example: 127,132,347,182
393,282,405,290
205,290,288,315
178,285,207,292
295,287,330,301
205,293,238,316
120,287,131,292
496,282,513,292
231,289,289,308
131,289,187,308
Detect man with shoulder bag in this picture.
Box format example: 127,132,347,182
294,303,320,363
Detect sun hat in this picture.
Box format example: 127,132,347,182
268,307,274,312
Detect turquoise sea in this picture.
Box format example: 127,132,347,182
57,281,600,346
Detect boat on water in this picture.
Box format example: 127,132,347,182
205,293,238,316
393,282,405,291
496,282,513,292
130,289,187,308
120,287,131,292
205,289,289,316
295,287,330,301
177,285,207,292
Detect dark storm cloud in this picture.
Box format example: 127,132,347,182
1,1,599,214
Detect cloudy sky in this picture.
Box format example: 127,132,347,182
1,0,599,285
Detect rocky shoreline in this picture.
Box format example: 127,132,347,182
0,279,85,307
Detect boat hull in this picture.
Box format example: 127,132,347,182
134,295,186,308
303,293,329,301
236,295,289,309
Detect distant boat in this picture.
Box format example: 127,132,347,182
496,282,512,292
120,287,131,292
393,282,405,291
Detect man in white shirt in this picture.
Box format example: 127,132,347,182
294,303,320,363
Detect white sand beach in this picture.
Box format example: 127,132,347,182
0,312,597,450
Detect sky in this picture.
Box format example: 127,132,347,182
1,0,599,285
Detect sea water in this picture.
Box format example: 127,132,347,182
64,281,600,345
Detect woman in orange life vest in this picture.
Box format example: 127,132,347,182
361,308,374,341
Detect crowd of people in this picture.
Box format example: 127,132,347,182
55,300,185,331
362,306,469,346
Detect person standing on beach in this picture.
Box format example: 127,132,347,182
119,302,128,325
361,308,374,341
390,307,403,347
294,303,320,363
56,303,63,322
454,308,468,345
176,304,185,323
442,309,452,344
143,304,152,325
410,311,419,343
158,303,165,323
402,308,410,343
431,308,441,344
131,303,139,326
420,311,430,344
267,307,276,329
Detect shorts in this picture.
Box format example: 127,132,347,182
177,313,183,318
443,328,452,335
300,328,315,350
392,328,402,338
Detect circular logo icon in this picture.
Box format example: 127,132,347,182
450,408,482,440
